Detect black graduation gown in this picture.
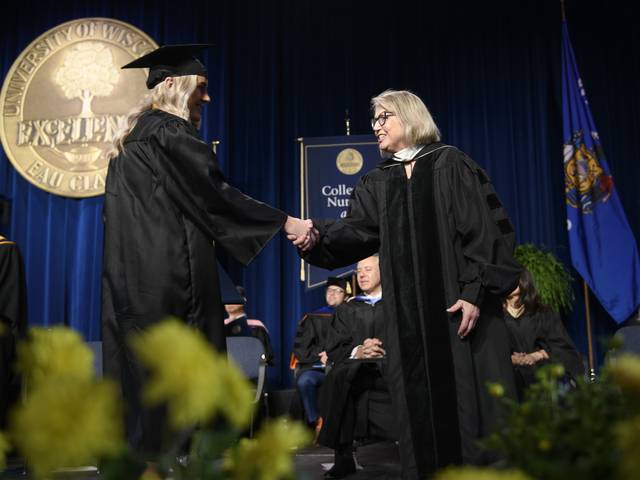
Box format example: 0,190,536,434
505,309,584,397
318,298,392,449
0,236,27,429
304,143,522,478
102,109,286,454
292,307,334,374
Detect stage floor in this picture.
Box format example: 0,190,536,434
294,441,401,479
0,441,401,479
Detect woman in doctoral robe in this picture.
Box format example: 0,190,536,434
303,89,522,479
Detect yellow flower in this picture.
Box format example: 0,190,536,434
487,382,505,398
549,364,565,379
218,358,255,429
608,354,640,397
0,431,10,470
608,334,624,351
535,363,565,382
139,469,164,480
223,418,311,480
617,415,640,480
537,438,552,451
9,379,123,478
130,318,253,429
435,466,533,480
15,326,94,387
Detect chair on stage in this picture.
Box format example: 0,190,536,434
226,336,268,437
613,325,640,354
87,341,103,378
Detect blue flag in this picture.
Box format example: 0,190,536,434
562,21,640,323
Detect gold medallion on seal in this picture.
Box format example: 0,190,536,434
336,148,364,175
0,18,158,198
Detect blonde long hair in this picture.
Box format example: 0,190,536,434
107,75,198,159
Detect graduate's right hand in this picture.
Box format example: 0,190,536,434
284,217,318,251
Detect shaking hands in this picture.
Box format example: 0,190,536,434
284,216,319,251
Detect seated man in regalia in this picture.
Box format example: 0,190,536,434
318,254,396,479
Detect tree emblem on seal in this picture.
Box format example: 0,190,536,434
55,42,120,118
53,42,121,169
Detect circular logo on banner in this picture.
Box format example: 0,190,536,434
336,148,363,175
0,18,158,198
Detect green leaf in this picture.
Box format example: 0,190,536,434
514,244,574,312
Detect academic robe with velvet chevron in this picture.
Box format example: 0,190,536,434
102,109,286,455
303,143,521,478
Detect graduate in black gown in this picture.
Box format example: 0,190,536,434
503,269,584,399
301,90,522,478
292,276,350,434
319,255,395,479
102,45,315,455
0,235,27,429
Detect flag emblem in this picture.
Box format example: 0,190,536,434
563,130,613,213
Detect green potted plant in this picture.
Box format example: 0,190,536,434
514,244,574,312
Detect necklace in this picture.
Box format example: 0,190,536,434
506,303,525,318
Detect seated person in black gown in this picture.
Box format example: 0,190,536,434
503,269,584,399
319,255,396,479
224,286,274,365
291,277,350,437
0,235,27,429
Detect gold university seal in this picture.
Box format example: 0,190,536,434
0,18,158,197
336,148,363,175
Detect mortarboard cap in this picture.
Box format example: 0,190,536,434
327,276,351,295
122,44,211,89
217,263,246,305
234,285,247,304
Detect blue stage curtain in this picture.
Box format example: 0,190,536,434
1,0,639,386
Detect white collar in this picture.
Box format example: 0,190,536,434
391,144,424,162
355,293,382,305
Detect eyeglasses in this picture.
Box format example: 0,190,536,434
370,111,395,128
326,287,345,294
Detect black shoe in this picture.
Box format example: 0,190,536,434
324,456,356,479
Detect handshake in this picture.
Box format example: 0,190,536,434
284,216,319,252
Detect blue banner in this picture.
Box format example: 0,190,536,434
562,21,640,323
300,134,380,289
